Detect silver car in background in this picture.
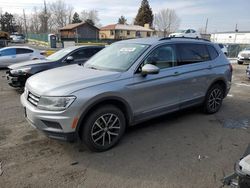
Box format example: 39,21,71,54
0,46,45,68
21,38,232,152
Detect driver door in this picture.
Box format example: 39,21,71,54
127,44,181,121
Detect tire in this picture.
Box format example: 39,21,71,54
203,84,224,114
81,105,126,152
238,61,243,65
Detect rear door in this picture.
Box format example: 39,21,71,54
175,43,213,108
16,48,34,62
0,48,17,67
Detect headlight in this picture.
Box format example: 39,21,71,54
10,67,31,75
37,96,76,111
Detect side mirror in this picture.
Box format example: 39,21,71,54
141,64,160,75
65,56,74,63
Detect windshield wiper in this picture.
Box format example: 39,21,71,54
87,66,98,70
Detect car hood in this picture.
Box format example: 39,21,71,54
8,59,52,69
26,64,122,96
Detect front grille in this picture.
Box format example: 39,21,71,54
27,92,40,106
241,53,250,58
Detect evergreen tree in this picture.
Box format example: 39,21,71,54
0,12,17,33
72,12,82,23
118,15,127,24
134,0,153,27
85,19,94,25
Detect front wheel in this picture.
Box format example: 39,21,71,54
237,60,243,65
81,105,126,152
203,84,224,114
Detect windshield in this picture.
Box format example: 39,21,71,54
85,43,149,72
176,30,186,33
46,48,74,61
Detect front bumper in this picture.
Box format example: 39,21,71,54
20,93,78,141
238,57,250,62
6,71,27,88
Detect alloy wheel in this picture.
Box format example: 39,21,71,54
91,113,121,146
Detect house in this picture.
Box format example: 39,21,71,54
211,31,250,44
99,24,154,39
59,22,99,40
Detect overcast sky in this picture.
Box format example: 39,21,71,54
0,0,249,32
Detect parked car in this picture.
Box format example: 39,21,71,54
246,64,250,79
169,29,201,38
237,47,250,64
12,34,25,43
21,37,232,152
7,45,104,87
0,46,45,68
217,43,228,56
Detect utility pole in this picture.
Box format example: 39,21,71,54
23,9,28,37
205,18,208,34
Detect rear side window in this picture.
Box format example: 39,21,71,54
177,43,210,66
16,48,33,54
0,48,16,56
207,45,219,60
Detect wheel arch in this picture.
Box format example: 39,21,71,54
207,78,227,97
76,96,133,139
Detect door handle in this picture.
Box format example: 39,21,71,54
174,71,180,76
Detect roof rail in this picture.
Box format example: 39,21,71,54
159,37,210,42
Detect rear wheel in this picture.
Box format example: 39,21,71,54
203,84,224,114
81,105,126,152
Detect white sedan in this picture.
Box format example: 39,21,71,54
169,29,201,38
0,46,45,68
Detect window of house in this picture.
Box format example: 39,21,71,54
127,31,130,35
147,32,151,37
110,30,114,35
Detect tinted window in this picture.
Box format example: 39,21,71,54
177,43,210,66
71,49,86,60
143,45,176,69
71,48,102,60
16,48,33,54
207,45,219,60
0,48,16,56
84,48,102,58
218,44,224,48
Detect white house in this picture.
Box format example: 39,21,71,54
211,31,250,44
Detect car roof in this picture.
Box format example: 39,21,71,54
66,45,105,50
116,37,212,46
0,46,34,51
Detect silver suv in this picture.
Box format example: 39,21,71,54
21,38,232,151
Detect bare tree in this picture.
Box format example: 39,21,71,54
39,0,51,33
80,10,100,26
13,14,24,33
154,9,180,37
28,7,41,33
49,0,74,29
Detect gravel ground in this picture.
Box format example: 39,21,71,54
0,63,250,188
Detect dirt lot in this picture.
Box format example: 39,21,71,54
0,63,250,188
